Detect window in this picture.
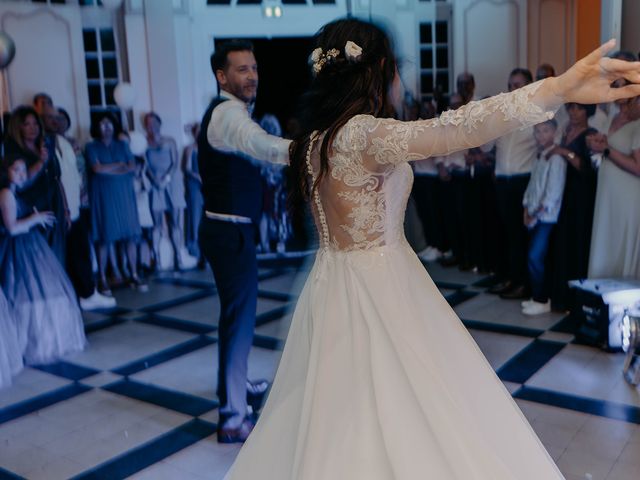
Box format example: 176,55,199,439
419,18,451,99
82,27,121,126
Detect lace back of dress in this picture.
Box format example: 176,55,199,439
305,132,331,249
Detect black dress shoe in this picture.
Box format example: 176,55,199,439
488,281,513,295
500,284,529,300
247,379,270,412
217,416,256,444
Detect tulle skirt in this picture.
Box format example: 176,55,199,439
0,289,22,389
0,230,86,366
225,242,564,479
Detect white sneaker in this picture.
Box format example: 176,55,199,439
522,300,551,316
80,291,117,311
521,299,535,309
417,246,442,262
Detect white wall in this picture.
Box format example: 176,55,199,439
0,2,91,141
123,11,152,133
452,0,528,98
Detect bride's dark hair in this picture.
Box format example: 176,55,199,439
289,18,397,221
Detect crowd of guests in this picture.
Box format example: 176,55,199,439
0,90,291,389
409,54,640,316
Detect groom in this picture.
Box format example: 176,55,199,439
198,40,291,443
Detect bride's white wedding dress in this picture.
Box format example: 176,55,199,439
225,81,565,479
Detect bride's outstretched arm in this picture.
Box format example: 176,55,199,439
361,39,640,166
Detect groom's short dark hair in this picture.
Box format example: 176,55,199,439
210,39,254,75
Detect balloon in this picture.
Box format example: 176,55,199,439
101,0,123,10
128,131,147,156
0,32,16,70
113,82,136,109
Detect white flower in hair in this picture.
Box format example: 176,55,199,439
311,48,323,63
344,41,363,62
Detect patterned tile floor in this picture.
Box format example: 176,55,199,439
0,254,639,480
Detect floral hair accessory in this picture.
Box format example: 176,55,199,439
311,41,364,75
311,47,340,74
344,41,363,62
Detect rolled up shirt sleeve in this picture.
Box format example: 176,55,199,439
207,98,291,165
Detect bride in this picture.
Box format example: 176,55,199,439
225,18,640,479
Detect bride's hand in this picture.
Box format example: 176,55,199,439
548,39,640,104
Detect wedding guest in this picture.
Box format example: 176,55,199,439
182,123,203,260
549,103,598,310
144,112,186,270
535,63,555,81
85,112,146,294
4,106,67,262
32,92,53,116
412,157,445,262
483,69,538,300
56,107,116,310
134,155,155,272
522,119,566,315
0,154,86,365
589,78,640,278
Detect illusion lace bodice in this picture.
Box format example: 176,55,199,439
305,80,560,252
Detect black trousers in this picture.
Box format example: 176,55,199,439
467,168,503,273
199,218,257,427
451,170,472,266
412,175,446,252
495,174,530,286
66,209,95,299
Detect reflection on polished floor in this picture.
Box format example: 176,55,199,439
0,255,639,480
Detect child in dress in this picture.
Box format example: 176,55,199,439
522,119,567,315
0,155,86,365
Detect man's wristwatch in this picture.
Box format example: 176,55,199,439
566,151,576,161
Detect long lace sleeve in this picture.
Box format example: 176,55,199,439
349,79,561,169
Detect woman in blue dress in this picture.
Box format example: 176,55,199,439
0,155,86,366
144,112,186,270
85,113,145,293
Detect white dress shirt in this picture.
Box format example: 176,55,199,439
206,90,290,165
522,145,566,224
413,157,438,176
205,90,291,223
482,126,537,176
434,150,467,172
56,134,81,222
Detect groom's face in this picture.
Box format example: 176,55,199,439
216,50,259,104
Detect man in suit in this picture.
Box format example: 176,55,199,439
198,40,291,443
